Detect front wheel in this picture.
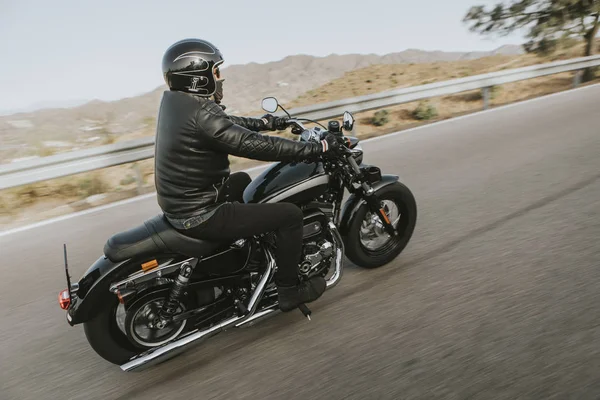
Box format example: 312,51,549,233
344,182,417,269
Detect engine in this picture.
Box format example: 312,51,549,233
300,240,334,275
300,207,336,276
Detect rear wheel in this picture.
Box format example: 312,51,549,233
124,291,189,350
83,288,195,365
83,297,138,365
344,182,417,268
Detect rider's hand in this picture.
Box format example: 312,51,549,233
321,133,345,154
261,114,289,131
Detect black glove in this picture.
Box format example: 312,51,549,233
261,114,289,131
321,133,346,155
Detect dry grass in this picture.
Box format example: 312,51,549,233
326,72,593,141
289,40,598,110
0,150,266,228
285,40,600,140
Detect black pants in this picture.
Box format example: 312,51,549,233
176,173,303,286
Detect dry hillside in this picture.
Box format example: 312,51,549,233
286,39,600,140
0,46,523,164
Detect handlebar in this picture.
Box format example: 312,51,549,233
277,117,354,159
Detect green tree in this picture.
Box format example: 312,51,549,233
463,0,600,80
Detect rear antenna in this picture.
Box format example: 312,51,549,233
64,244,72,293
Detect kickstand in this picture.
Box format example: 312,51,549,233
298,304,312,321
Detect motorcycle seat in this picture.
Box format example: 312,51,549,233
103,214,224,262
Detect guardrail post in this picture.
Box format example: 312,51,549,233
133,163,144,195
482,87,491,110
573,70,582,88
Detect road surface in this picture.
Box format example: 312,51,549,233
2,85,600,399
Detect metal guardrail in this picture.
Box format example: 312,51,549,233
2,54,600,190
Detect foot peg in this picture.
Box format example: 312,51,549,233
298,304,312,320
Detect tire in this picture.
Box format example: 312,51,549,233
83,287,198,365
344,181,417,269
83,296,138,365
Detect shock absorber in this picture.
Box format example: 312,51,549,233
160,261,195,318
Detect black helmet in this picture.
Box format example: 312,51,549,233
162,38,224,97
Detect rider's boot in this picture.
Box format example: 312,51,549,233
277,276,326,312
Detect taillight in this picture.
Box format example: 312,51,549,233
59,289,71,310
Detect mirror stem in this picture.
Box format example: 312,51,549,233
278,104,292,118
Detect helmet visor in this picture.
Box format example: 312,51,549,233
213,60,225,82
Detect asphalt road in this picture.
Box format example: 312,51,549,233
2,85,600,400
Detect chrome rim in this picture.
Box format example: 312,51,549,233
116,303,127,334
359,200,401,251
126,298,187,348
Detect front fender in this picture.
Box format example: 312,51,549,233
338,174,399,237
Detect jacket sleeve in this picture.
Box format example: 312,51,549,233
196,100,324,162
227,115,267,132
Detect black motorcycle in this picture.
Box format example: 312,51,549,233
58,97,417,372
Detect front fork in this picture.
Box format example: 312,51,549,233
345,155,398,237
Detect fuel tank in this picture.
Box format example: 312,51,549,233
243,161,329,204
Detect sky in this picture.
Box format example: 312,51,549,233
0,0,525,114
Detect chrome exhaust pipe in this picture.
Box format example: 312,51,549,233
121,224,344,371
238,222,345,329
120,250,276,372
325,222,344,289
239,222,345,328
235,305,279,328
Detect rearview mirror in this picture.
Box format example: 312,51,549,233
343,111,355,131
261,97,279,113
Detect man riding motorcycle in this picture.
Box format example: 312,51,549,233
155,38,342,312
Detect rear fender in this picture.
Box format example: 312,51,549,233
67,253,180,325
338,174,399,237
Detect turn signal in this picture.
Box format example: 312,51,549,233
59,289,71,310
142,259,159,271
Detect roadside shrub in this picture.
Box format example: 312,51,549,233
371,110,390,126
0,196,10,215
413,101,438,120
38,147,56,157
490,85,501,100
120,175,137,186
103,134,117,145
14,185,41,205
78,174,108,197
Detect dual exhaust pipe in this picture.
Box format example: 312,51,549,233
120,224,344,372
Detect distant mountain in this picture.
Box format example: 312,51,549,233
0,45,524,162
0,99,92,116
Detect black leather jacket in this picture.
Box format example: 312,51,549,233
154,90,323,219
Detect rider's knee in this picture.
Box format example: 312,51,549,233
279,203,303,226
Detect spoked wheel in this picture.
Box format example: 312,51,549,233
123,291,188,350
345,181,417,268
